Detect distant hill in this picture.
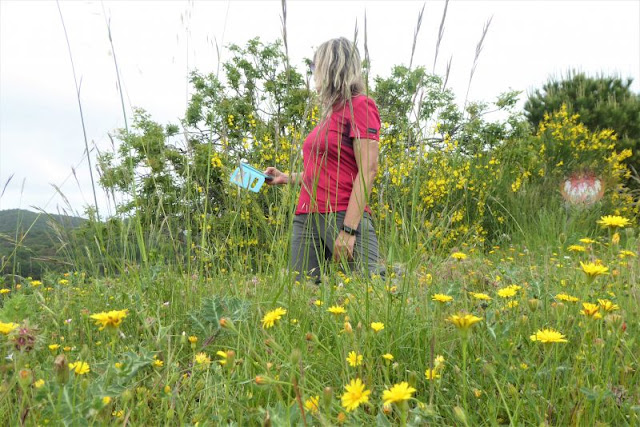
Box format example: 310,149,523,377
0,209,86,279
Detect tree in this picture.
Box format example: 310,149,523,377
524,71,640,186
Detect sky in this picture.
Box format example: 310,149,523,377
1,0,639,218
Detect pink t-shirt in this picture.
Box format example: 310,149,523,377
295,95,381,215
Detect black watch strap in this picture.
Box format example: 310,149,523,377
342,224,358,236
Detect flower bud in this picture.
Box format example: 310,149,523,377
121,389,133,402
18,369,33,389
322,386,333,412
453,406,468,425
255,375,271,385
54,354,69,384
290,348,302,366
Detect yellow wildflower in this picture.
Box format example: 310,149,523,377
598,299,619,312
567,245,586,252
194,352,211,366
451,252,467,260
69,361,90,375
327,305,347,315
555,293,579,302
447,313,482,331
89,309,128,331
432,294,453,303
382,382,416,405
261,307,287,329
341,378,371,412
304,395,320,413
497,287,517,298
470,292,492,300
425,368,441,380
580,261,609,277
382,353,394,361
370,322,385,332
216,351,228,365
597,215,631,229
0,322,18,335
346,351,363,367
580,302,602,319
530,328,568,343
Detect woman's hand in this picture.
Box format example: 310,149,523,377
264,167,288,185
333,231,356,262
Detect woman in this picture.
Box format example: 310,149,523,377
265,37,383,283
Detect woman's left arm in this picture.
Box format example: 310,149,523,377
333,138,379,261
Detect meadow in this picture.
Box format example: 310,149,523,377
2,6,640,425
0,214,638,425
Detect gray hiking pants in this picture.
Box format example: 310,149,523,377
290,211,383,283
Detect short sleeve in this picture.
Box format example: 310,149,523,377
348,96,381,141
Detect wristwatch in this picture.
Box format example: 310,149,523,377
341,224,358,236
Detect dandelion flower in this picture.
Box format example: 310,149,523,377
567,245,586,252
598,299,619,312
48,344,61,351
188,336,198,344
0,289,10,294
580,261,609,278
346,351,363,367
153,359,164,368
89,309,128,331
0,322,18,335
34,379,45,388
447,313,482,331
370,322,385,332
305,395,320,413
327,305,347,315
30,280,42,287
580,302,602,319
597,215,631,229
262,307,287,329
341,378,371,412
382,353,394,361
432,294,453,303
425,368,441,380
382,382,416,406
530,328,568,343
68,361,90,375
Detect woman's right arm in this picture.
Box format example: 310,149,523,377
264,167,301,186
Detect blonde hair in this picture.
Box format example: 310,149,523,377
313,37,366,120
